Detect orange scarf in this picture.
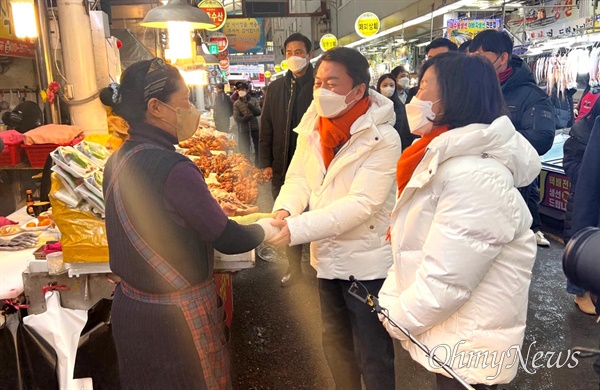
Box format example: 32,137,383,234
318,97,370,170
396,126,448,196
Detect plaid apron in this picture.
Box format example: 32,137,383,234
107,144,231,389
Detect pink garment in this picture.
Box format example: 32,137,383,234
43,242,63,254
0,130,24,145
0,217,18,227
24,125,84,145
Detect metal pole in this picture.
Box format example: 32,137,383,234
430,3,435,41
34,0,59,124
502,0,506,30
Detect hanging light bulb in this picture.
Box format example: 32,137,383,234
167,21,192,62
10,0,38,39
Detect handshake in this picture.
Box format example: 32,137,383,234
254,218,289,245
231,210,292,246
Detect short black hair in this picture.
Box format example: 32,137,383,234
284,33,311,53
315,47,370,98
100,59,182,125
418,52,507,130
391,65,408,79
216,82,225,89
425,38,458,55
458,39,472,53
238,82,249,90
470,29,513,55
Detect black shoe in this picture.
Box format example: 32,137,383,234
280,269,302,288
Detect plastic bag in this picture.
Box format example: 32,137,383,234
0,308,59,390
50,173,109,263
73,299,121,389
23,291,91,390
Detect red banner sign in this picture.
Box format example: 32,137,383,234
0,37,35,58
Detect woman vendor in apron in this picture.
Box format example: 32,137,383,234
100,58,278,390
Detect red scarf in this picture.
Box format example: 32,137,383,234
318,97,370,170
498,66,513,84
396,126,448,196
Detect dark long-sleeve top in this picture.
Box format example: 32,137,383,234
572,117,600,232
122,124,264,258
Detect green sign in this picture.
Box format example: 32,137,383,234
208,43,219,54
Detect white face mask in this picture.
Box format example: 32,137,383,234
397,77,410,89
313,87,357,118
380,86,395,98
405,96,440,136
287,56,307,73
160,102,201,142
238,91,247,97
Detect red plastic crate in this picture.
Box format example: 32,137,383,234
0,142,24,166
22,136,84,168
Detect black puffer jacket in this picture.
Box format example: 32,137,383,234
259,65,314,192
502,56,556,156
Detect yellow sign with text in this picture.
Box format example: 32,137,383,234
355,12,380,38
320,34,338,51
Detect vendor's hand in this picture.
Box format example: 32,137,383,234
263,167,273,180
268,219,291,246
221,203,237,217
273,209,290,220
254,218,281,241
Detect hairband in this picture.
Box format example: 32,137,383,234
143,58,169,103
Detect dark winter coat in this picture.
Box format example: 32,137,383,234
572,116,600,232
389,94,414,150
213,91,233,133
501,56,556,156
233,96,260,133
259,65,314,192
563,113,599,241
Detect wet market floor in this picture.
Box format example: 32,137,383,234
230,184,599,390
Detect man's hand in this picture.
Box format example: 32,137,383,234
268,218,291,246
263,167,273,180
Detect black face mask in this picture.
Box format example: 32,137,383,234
492,54,503,72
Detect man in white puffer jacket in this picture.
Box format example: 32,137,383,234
268,47,400,390
379,52,541,389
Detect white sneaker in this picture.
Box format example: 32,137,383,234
535,231,550,247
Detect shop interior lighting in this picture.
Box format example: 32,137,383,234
166,21,193,61
179,69,208,85
140,0,214,29
272,0,473,78
345,0,472,49
416,41,431,47
10,0,37,39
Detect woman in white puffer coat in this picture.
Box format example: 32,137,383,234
378,52,541,390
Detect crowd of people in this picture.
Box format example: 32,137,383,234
99,28,600,390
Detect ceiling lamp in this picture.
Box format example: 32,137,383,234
140,0,215,29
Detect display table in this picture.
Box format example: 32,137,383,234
1,206,248,324
0,207,61,299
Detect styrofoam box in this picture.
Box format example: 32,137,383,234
214,249,255,271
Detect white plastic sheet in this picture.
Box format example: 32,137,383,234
23,291,93,389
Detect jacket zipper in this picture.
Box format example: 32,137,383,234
283,78,296,171
321,126,371,185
